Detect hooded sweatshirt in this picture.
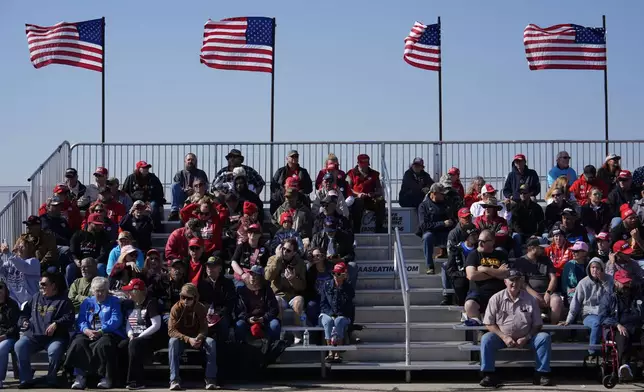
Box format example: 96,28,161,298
503,164,541,201
168,291,208,343
20,292,75,341
0,254,41,305
566,259,613,323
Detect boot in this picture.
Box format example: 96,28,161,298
441,294,453,306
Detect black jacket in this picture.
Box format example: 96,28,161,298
235,284,279,322
608,185,640,218
173,168,209,189
20,292,75,342
122,172,165,203
270,166,313,212
0,298,20,340
119,214,154,252
503,165,541,201
69,229,113,265
544,200,574,233
510,200,545,236
313,212,352,235
40,213,73,246
600,290,644,334
580,202,612,234
417,196,450,236
399,168,434,209
198,275,236,320
310,230,355,263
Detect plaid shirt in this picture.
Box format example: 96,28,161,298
214,165,265,190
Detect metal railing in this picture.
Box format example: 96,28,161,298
67,140,644,206
393,228,411,369
27,141,71,215
0,191,28,247
380,149,392,260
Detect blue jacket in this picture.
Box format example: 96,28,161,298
106,245,144,275
547,165,577,188
20,292,75,342
77,295,126,337
503,165,541,201
600,290,644,334
319,280,355,317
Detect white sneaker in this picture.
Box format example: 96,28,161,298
97,377,112,389
619,364,633,381
205,379,218,390
71,375,86,390
293,336,303,345
170,380,182,390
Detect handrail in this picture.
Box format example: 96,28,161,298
0,191,28,247
27,141,71,215
393,228,410,367
380,144,392,259
27,141,71,182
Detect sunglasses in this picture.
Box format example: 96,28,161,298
478,239,493,244
283,248,294,253
94,174,104,178
194,183,205,187
552,193,562,197
180,295,195,301
189,246,201,251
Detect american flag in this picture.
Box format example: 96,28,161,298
200,17,274,73
25,18,104,73
403,22,441,71
524,24,606,71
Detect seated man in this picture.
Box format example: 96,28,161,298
270,150,313,214
65,167,90,210
235,265,281,342
18,215,58,274
599,270,644,381
480,270,552,387
591,231,612,263
68,257,99,312
418,183,453,275
443,224,478,306
40,196,74,247
446,208,473,252
15,272,74,388
608,170,640,228
119,200,155,253
214,148,265,197
121,161,165,230
165,219,204,262
509,185,546,256
312,175,350,218
68,213,111,285
562,257,613,359
513,239,564,324
265,238,307,343
38,184,83,231
605,240,644,285
346,154,386,233
168,283,218,391
611,208,644,261
312,192,351,235
198,254,236,342
470,184,511,224
398,157,434,209
464,229,509,325
310,217,357,289
473,198,511,254
502,154,541,202
272,188,313,241
169,153,209,221
107,177,133,212
559,208,589,244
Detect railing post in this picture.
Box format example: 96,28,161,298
433,142,442,182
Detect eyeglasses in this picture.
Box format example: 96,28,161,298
283,248,294,253
180,295,195,301
478,239,493,244
189,246,201,251
94,209,104,213
194,183,205,188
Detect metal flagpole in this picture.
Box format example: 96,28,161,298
270,17,276,143
437,16,443,142
101,16,106,166
602,14,609,156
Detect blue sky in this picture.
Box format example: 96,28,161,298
1,1,643,186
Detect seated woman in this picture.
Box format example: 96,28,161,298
234,265,281,342
106,231,144,276
180,200,225,257
119,201,155,253
109,262,136,299
561,257,613,360
66,277,126,390
318,262,355,363
304,248,333,325
0,238,41,305
121,161,165,230
231,224,269,287
545,176,577,206
119,278,164,390
142,249,170,309
113,244,143,275
0,282,20,389
15,272,74,389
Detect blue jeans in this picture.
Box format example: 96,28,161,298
235,319,281,342
168,337,217,382
511,233,524,257
611,217,622,230
480,331,551,373
306,301,320,325
422,231,448,268
65,263,107,286
14,336,66,384
171,183,187,213
318,314,351,341
583,314,601,355
441,268,453,296
0,339,15,381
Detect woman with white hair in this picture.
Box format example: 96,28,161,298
66,276,126,390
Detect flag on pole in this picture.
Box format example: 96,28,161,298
25,19,104,72
524,24,606,70
200,17,274,73
403,22,441,71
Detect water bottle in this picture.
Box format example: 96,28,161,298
300,314,310,346
331,326,339,346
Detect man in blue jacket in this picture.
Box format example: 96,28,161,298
547,151,577,188
417,183,453,275
503,154,541,202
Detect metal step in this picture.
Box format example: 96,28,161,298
356,322,467,343
355,246,423,261
356,274,441,290
342,341,470,362
283,305,461,324
354,288,444,306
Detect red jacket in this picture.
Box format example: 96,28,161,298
569,176,609,206
179,202,228,225
165,227,190,263
179,202,226,256
452,180,465,199
347,167,381,196
39,200,82,231
82,200,126,228
474,214,509,246
545,242,572,277
464,191,479,209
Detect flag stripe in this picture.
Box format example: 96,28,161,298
403,21,441,72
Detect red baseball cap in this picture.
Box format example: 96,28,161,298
513,154,526,162
614,269,632,284
248,223,262,233
596,232,610,242
333,262,347,274
87,213,104,225
53,184,70,194
457,208,471,218
146,249,160,257
613,240,634,255
94,167,108,176
188,237,203,248
448,167,460,176
243,201,258,215
357,154,370,167
136,161,151,170
122,278,146,291
621,208,636,220
280,212,293,224
285,176,299,189
481,184,496,194
618,170,632,180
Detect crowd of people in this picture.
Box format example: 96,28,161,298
405,152,644,387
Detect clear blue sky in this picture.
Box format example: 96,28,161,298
1,0,643,185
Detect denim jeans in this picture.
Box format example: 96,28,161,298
14,336,66,384
0,339,15,381
480,331,551,373
168,337,217,383
441,268,453,296
583,314,601,355
306,301,320,325
65,263,107,286
422,231,447,268
171,183,187,213
235,319,281,342
511,233,525,257
318,314,351,341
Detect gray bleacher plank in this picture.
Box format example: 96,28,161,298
453,324,589,331
285,345,357,352
458,342,599,351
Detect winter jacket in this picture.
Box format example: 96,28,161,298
452,180,465,199
547,165,577,188
270,229,304,254
399,168,434,209
98,200,127,225
562,259,588,301
0,254,40,305
604,257,644,283
214,164,265,192
600,290,644,334
464,191,479,209
417,196,450,235
446,223,467,253
319,279,355,317
510,200,545,236
197,275,236,321
165,228,191,262
270,165,313,212
0,299,20,340
566,259,613,323
68,277,92,312
69,229,113,266
235,284,279,323
264,254,307,301
470,201,512,224
81,216,119,243
20,292,75,341
168,299,208,343
580,202,612,234
173,168,209,190
607,185,640,218
310,230,355,263
313,212,352,235
311,188,350,217
474,215,510,246
17,231,58,273
119,213,154,252
561,223,590,244
347,167,383,197
106,244,145,275
77,295,126,337
544,200,574,232
569,176,609,206
38,199,82,231
272,203,313,240
122,172,165,203
40,214,73,246
597,167,619,193
545,242,572,277
503,165,541,201
634,198,644,223
68,181,89,208
315,169,349,195
445,241,476,278
179,204,225,255
304,264,333,302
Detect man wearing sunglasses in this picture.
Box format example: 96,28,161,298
169,153,209,222
547,151,577,188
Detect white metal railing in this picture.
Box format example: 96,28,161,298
380,149,392,259
393,228,410,367
27,141,71,215
0,191,28,247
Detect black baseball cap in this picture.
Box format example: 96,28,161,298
584,165,597,176
23,215,41,226
65,168,78,177
525,238,541,248
508,269,523,280
206,251,224,266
